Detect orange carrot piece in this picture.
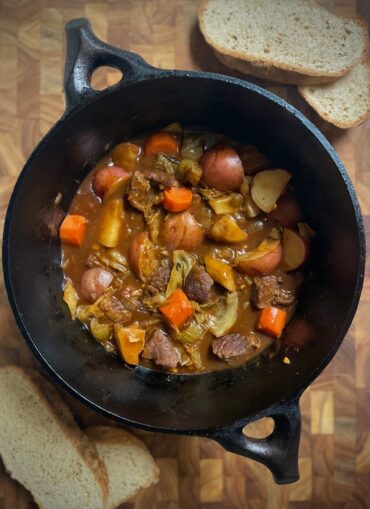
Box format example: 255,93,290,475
163,187,193,212
160,289,194,327
60,215,88,247
257,306,287,338
144,132,179,156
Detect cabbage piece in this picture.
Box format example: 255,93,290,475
88,248,127,273
90,318,113,342
166,250,196,297
63,280,79,320
175,304,210,343
76,303,104,323
184,344,202,369
106,249,127,268
181,135,203,161
76,289,114,323
209,292,238,337
155,153,179,175
142,292,168,310
176,344,191,366
199,296,221,309
175,319,208,343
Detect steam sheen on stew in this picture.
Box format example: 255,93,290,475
61,124,312,373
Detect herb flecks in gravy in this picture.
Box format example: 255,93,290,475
61,125,311,373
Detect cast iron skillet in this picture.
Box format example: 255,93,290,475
2,19,365,484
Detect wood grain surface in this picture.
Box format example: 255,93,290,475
0,1,369,508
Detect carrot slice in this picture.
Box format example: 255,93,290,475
163,187,193,212
160,289,194,328
60,215,88,247
257,306,287,338
145,133,179,156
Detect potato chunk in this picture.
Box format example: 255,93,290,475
204,254,236,292
209,215,248,244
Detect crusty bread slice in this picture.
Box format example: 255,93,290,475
199,0,368,83
0,366,108,509
214,50,339,86
299,61,370,128
86,426,159,509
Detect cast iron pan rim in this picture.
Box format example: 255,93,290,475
2,69,366,433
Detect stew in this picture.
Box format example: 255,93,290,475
61,124,313,373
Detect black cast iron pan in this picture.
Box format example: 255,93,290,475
2,19,366,484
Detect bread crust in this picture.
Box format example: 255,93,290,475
199,0,369,80
0,366,109,509
86,426,159,509
214,50,339,86
298,60,370,128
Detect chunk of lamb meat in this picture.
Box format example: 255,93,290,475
143,328,180,369
128,171,152,212
128,171,162,215
119,286,142,311
148,259,171,292
251,275,295,309
212,333,261,360
99,294,132,323
184,265,213,303
142,169,179,188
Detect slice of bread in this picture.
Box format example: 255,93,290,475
199,0,368,83
86,426,159,509
0,366,108,509
214,50,339,86
299,61,370,128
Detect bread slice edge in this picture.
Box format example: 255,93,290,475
214,50,340,86
199,0,369,79
86,426,159,509
298,60,370,128
0,365,109,509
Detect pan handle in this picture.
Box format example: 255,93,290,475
64,18,156,110
211,395,302,484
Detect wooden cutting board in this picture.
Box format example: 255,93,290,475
0,1,369,508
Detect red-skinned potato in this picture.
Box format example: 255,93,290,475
80,268,113,302
281,229,309,271
93,166,131,198
270,195,303,228
251,169,291,213
201,145,244,191
129,232,160,281
234,238,282,276
162,210,203,251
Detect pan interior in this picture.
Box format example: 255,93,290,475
4,75,363,431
